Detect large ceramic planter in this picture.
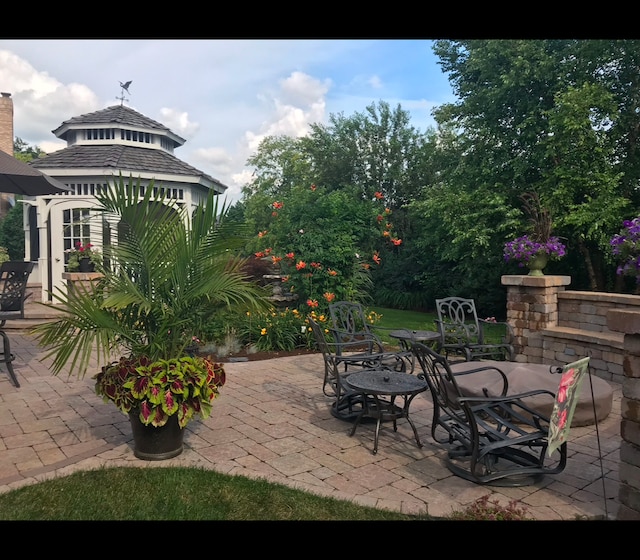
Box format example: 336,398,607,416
128,411,184,460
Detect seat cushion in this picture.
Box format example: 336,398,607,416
450,360,613,427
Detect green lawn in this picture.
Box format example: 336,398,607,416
0,466,433,521
0,466,521,520
372,307,437,331
370,306,507,346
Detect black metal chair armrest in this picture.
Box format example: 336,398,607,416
459,388,556,405
451,364,509,396
459,389,557,428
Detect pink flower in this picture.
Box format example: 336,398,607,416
557,368,576,403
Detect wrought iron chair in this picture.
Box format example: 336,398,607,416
0,261,35,387
328,300,411,372
435,297,515,362
309,316,390,420
411,341,569,487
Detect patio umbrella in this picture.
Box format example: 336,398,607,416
0,150,71,195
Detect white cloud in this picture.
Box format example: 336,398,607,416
158,107,200,140
191,146,233,175
243,71,329,153
279,71,331,106
0,49,101,149
368,75,383,89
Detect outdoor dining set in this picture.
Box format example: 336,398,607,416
311,298,610,488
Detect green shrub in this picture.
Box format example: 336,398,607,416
0,204,25,260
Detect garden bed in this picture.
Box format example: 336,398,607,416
196,347,319,363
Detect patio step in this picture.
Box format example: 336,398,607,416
1,286,66,330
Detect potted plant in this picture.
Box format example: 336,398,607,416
610,216,640,284
32,176,271,460
503,234,566,275
66,240,102,272
95,355,226,459
503,192,566,276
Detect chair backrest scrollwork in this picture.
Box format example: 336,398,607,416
0,261,34,320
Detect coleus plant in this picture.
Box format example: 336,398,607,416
94,355,226,428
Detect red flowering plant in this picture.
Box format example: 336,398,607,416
94,354,226,428
247,183,402,315
66,239,102,271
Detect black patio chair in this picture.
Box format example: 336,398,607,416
0,261,35,387
309,316,388,420
435,297,515,362
411,341,568,487
328,300,411,372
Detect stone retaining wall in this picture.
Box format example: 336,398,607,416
501,274,632,383
501,274,640,519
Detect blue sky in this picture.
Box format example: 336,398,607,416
0,39,455,204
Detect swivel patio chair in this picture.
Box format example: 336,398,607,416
0,260,35,387
328,300,411,372
411,341,571,487
435,297,515,362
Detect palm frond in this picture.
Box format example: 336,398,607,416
32,177,272,379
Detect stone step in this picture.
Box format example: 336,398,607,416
1,298,66,331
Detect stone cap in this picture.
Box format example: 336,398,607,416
501,275,572,287
62,272,104,280
608,309,640,334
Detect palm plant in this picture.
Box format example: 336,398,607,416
32,176,272,379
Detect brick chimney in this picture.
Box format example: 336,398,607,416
0,93,15,218
0,92,14,155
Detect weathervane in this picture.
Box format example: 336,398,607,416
116,81,132,105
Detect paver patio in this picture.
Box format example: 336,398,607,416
0,331,621,520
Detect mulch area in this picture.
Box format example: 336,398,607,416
197,347,319,363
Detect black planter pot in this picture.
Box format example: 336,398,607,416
78,257,95,272
128,411,185,460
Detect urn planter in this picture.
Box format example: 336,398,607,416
527,252,549,276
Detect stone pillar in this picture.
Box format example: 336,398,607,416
501,274,571,363
608,309,640,520
62,272,104,296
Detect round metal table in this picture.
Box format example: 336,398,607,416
389,329,440,373
346,369,428,454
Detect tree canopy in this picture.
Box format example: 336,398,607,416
233,41,640,314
